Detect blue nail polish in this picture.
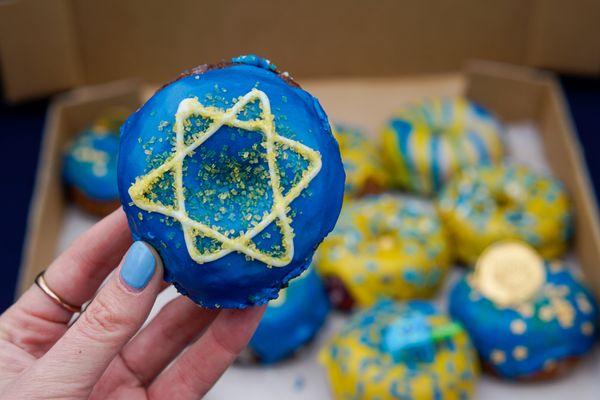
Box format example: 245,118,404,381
120,241,156,290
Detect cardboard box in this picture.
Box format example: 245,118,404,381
1,0,600,102
17,61,600,300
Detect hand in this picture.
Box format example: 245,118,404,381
0,209,265,400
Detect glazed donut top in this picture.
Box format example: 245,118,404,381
382,97,503,194
63,125,120,200
117,55,345,308
450,260,598,379
437,164,572,244
319,194,448,267
316,194,451,306
320,300,478,399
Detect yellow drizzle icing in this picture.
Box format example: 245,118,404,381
128,89,322,267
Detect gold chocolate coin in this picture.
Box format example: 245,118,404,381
473,241,545,307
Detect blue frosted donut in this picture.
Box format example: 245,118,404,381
381,97,504,195
247,267,330,363
64,128,119,200
449,261,599,380
63,115,125,216
118,55,345,308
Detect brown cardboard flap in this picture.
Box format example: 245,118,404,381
2,0,600,102
0,0,83,102
527,0,600,74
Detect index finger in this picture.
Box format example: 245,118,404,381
43,208,133,309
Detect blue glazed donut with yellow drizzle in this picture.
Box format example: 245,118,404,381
315,194,451,310
333,124,388,197
449,243,599,380
437,164,572,265
320,300,479,400
245,267,329,363
63,113,126,216
117,55,345,308
381,97,504,195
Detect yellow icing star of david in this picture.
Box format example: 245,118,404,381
128,88,322,267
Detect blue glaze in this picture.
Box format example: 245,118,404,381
382,314,435,365
391,118,415,186
449,263,599,379
248,267,330,363
471,102,491,118
231,54,278,72
430,134,441,190
467,130,489,164
63,129,120,200
118,56,345,308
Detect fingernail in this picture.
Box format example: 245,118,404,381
120,241,156,290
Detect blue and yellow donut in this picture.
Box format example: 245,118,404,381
315,194,451,310
333,124,388,198
320,300,479,400
63,113,126,215
437,164,572,265
117,55,345,308
450,245,598,380
246,267,330,363
381,97,504,195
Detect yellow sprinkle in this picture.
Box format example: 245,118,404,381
581,322,594,336
512,346,528,361
490,350,505,364
510,319,527,335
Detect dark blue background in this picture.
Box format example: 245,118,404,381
0,75,598,312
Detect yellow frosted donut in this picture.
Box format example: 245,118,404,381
320,300,479,400
436,164,572,265
315,194,451,310
333,124,388,198
380,97,504,195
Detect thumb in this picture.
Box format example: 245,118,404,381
17,241,163,399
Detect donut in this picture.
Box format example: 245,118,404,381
333,124,387,198
449,241,599,380
437,164,572,265
315,194,451,310
380,97,504,195
63,112,126,216
320,300,479,400
244,267,330,363
117,55,345,308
